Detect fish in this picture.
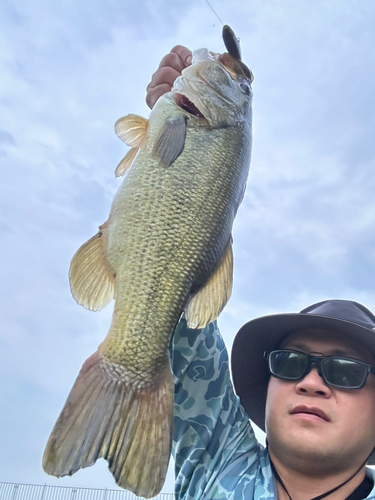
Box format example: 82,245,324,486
43,25,253,499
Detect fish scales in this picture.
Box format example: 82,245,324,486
102,125,250,371
43,26,253,499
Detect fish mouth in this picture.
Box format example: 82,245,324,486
175,93,206,119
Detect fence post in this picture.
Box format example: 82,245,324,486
40,483,47,500
10,484,19,500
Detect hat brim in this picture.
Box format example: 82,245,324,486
231,312,375,464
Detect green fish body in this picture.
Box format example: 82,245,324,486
43,39,253,499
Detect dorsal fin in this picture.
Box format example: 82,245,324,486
115,147,138,177
115,114,148,148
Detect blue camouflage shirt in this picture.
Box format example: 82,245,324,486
171,318,375,500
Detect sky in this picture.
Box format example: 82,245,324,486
1,0,375,496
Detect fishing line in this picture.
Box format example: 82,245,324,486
204,0,224,26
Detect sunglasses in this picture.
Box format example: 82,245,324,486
264,349,375,389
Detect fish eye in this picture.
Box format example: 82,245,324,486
239,82,251,95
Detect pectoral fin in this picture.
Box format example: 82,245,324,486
115,147,138,177
153,116,187,167
115,114,148,148
69,229,115,311
185,240,233,329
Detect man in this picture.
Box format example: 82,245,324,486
146,48,375,500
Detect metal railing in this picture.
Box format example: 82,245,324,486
0,482,174,500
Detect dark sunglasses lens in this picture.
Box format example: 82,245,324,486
270,351,308,379
322,358,367,388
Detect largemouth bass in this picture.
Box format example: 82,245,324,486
43,25,253,498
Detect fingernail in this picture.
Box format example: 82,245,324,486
186,55,192,66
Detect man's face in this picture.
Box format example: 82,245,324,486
265,329,375,473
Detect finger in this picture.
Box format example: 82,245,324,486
147,67,182,92
146,45,192,109
158,53,186,73
146,84,172,109
158,46,192,72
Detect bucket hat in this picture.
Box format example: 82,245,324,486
231,299,375,464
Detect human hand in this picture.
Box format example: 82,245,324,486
146,46,192,109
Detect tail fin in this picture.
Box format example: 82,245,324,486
43,352,173,499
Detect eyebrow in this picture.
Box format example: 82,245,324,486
284,343,358,358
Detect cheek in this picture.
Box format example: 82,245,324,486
338,388,375,443
356,388,375,432
265,378,288,429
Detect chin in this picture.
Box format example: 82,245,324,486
267,430,345,473
269,434,367,474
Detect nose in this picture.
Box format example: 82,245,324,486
295,365,332,397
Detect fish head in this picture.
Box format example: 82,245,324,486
172,48,253,128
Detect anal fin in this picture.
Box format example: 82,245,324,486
69,230,114,311
185,240,233,328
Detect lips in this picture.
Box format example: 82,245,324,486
290,405,330,422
